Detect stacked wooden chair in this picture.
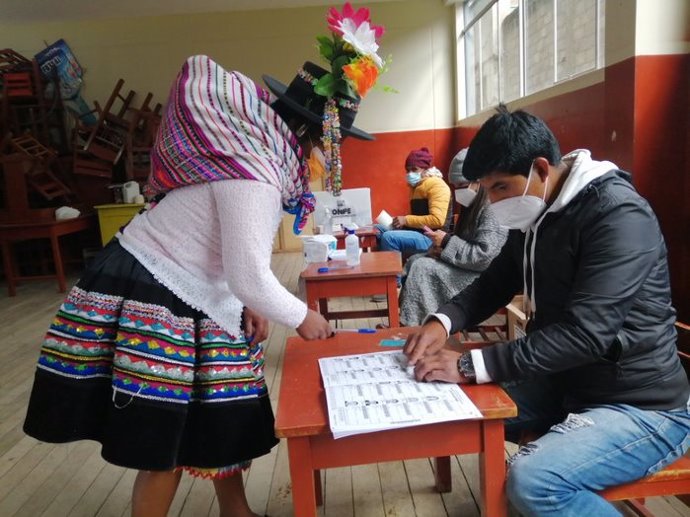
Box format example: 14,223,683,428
73,78,161,182
8,134,73,202
0,50,69,154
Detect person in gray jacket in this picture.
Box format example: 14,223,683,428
403,106,690,517
398,149,507,326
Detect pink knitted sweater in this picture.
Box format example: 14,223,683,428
119,180,308,337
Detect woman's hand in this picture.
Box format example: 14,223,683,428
403,319,448,365
426,229,447,248
413,349,466,383
427,245,442,258
242,307,269,343
297,309,334,340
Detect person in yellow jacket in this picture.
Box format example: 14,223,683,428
377,147,453,256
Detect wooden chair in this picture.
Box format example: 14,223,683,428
9,134,73,201
456,321,690,515
598,321,690,516
82,79,134,163
1,59,67,152
124,101,161,180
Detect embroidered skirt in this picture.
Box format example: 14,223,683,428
23,240,279,476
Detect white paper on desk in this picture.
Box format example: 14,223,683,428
318,351,482,439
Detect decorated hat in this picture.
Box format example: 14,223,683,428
263,61,372,140
263,2,389,196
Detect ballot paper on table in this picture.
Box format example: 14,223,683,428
318,350,482,439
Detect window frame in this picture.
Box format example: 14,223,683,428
455,0,605,119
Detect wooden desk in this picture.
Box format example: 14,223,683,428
0,215,95,296
301,251,402,327
275,328,517,517
332,227,378,252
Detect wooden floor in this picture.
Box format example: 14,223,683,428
0,251,688,517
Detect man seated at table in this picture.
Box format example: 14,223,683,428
403,106,690,517
376,147,452,257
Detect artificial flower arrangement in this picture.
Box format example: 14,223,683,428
314,2,390,195
316,2,387,98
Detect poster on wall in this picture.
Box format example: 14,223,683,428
34,39,95,125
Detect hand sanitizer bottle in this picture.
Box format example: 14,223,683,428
345,229,360,266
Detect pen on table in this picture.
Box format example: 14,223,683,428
332,328,377,334
317,265,354,273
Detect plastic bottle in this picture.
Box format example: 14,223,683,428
345,229,360,266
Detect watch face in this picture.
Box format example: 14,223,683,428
459,352,476,379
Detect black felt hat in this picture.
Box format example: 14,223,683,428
263,61,374,141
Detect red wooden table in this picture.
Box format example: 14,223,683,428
0,214,95,296
332,227,378,252
275,328,517,517
300,250,402,327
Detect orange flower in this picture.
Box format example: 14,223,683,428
343,57,379,97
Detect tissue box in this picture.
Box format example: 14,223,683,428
302,234,337,263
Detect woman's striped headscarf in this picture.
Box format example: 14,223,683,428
149,55,314,233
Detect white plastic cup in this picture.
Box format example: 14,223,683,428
376,210,393,230
133,194,145,204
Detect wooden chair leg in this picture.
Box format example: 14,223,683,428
1,240,17,296
434,456,452,493
622,498,655,517
49,232,66,292
314,470,323,506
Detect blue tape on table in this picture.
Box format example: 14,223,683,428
379,339,406,347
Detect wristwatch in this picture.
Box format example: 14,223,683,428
457,351,476,381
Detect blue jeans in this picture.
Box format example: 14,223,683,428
504,379,690,517
375,225,431,255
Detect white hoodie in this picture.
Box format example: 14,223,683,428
523,149,618,317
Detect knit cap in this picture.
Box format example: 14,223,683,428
448,148,469,185
405,147,433,170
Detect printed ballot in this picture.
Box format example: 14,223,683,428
319,350,482,439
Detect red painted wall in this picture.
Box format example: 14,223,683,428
340,128,457,219
341,54,690,319
630,54,690,320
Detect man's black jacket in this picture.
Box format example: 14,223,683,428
439,170,689,410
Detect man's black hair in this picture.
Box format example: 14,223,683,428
463,104,561,181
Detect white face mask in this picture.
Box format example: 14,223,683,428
454,186,477,207
490,164,548,232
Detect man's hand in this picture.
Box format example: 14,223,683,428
392,215,407,229
297,309,334,340
242,307,269,343
413,349,469,383
403,319,448,365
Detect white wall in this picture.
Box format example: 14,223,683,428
635,0,690,56
0,0,457,133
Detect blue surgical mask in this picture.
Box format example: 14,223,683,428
406,172,422,187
